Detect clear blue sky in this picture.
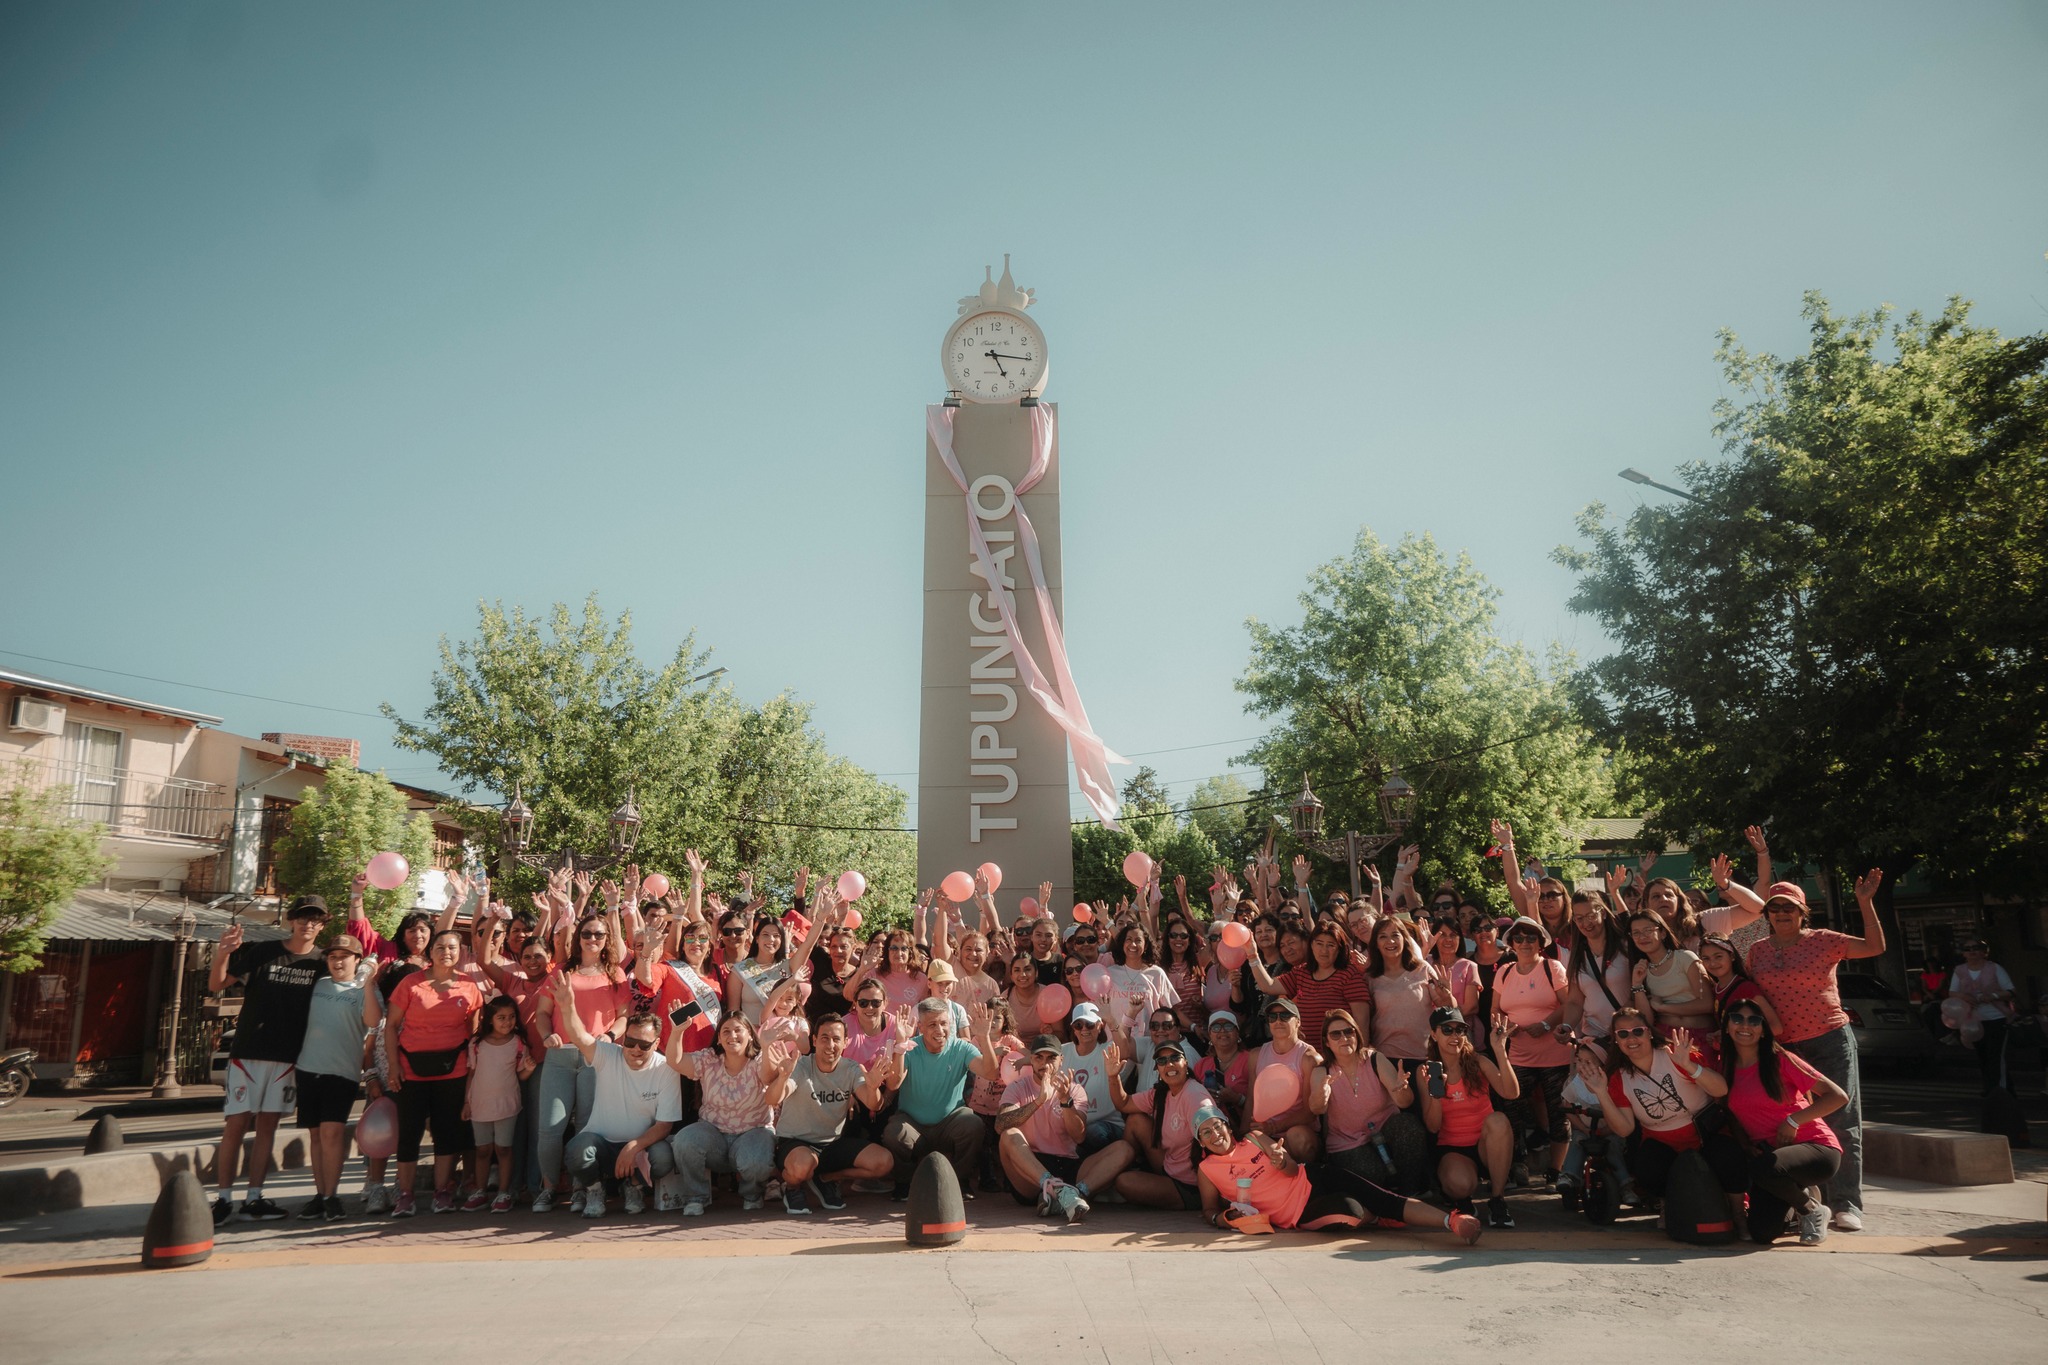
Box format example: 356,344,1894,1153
4,1,2044,823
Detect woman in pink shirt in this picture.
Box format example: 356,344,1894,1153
1309,1008,1425,1194
1493,916,1574,1182
1742,870,1885,1233
1720,1001,1847,1245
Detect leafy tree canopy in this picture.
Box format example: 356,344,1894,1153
0,763,114,972
272,760,436,938
1557,294,2047,894
1239,530,1613,907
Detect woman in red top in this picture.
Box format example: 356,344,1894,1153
1419,1006,1520,1228
1246,922,1371,1052
1743,870,1886,1233
383,930,485,1216
1720,1002,1847,1245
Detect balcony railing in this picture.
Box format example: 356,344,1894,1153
8,755,230,843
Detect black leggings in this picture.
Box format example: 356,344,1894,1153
1975,1018,2010,1092
1627,1130,1747,1202
396,1075,470,1163
1743,1142,1841,1241
1508,1063,1569,1150
1294,1162,1408,1231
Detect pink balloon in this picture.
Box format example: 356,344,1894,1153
365,852,410,892
941,871,975,903
641,873,671,900
842,907,863,931
1218,921,1252,949
1079,963,1112,1003
1203,978,1232,1011
1018,896,1040,918
1071,904,1094,924
1122,850,1154,888
977,861,1003,893
1037,984,1073,1026
354,1096,399,1160
1216,941,1247,970
836,870,868,902
1252,1066,1300,1123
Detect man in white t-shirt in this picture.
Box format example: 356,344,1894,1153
554,975,683,1218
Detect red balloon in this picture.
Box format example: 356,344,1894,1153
355,1096,399,1160
1072,904,1094,924
977,861,1003,893
843,907,863,931
1037,984,1073,1026
1251,1066,1300,1123
1079,963,1112,1002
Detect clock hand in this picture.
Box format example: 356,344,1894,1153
986,353,1035,362
983,349,1008,377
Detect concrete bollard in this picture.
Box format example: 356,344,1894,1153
140,1169,214,1269
904,1151,967,1247
83,1114,125,1155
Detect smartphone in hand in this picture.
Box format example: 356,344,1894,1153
668,999,704,1028
1427,1061,1446,1099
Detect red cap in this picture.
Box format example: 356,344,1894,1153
1761,881,1807,907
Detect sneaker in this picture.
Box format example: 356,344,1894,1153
1556,1179,1582,1212
1448,1211,1483,1245
1487,1197,1515,1229
390,1191,417,1218
1054,1183,1088,1224
683,1200,708,1217
624,1182,646,1215
296,1196,327,1221
212,1196,235,1227
1508,1162,1530,1190
1830,1207,1862,1233
582,1185,605,1219
462,1189,489,1212
531,1187,555,1214
764,1179,783,1201
324,1195,347,1221
491,1193,514,1214
1037,1179,1060,1216
811,1179,845,1211
243,1195,287,1221
741,1195,765,1212
1800,1203,1831,1245
782,1184,813,1216
567,1187,586,1215
362,1184,391,1217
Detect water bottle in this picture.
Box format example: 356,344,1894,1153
1236,1176,1254,1212
1372,1132,1396,1181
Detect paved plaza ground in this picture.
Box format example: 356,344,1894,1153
2,1074,2043,1363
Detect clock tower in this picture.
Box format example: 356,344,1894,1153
917,258,1121,920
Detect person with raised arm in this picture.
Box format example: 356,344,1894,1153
1425,913,1480,1016
998,1035,1131,1222
292,932,382,1220
1742,869,1887,1232
666,1012,792,1215
528,908,629,1213
1580,1008,1744,1225
545,971,681,1219
1420,1006,1521,1227
769,1011,892,1214
1308,1007,1423,1193
1562,891,1633,1042
1246,920,1371,1053
879,999,1003,1199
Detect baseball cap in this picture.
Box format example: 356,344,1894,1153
1263,998,1301,1020
1153,1040,1188,1062
287,894,330,920
1070,1002,1103,1025
1207,1009,1240,1030
1030,1034,1064,1055
925,960,957,984
325,933,365,957
1762,882,1808,909
1429,1005,1467,1031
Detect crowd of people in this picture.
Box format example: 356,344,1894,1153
204,823,1910,1247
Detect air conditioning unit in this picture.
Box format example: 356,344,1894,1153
8,696,66,736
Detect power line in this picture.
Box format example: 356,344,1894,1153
0,648,389,721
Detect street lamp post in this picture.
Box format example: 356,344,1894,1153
151,904,198,1099
1287,769,1417,898
495,781,644,885
1618,467,1707,505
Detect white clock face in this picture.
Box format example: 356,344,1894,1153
944,310,1048,402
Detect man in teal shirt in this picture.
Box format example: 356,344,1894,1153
879,998,1000,1200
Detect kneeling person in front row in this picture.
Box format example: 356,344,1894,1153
769,1012,894,1214
997,1035,1135,1223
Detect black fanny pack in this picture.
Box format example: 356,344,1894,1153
403,1046,462,1078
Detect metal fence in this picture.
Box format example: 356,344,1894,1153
13,756,229,842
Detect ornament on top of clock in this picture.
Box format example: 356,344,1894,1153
943,254,1049,405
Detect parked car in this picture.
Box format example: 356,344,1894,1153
1839,973,1938,1070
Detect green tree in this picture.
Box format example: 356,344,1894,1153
385,596,914,922
1239,530,1613,908
0,763,114,972
272,761,436,938
1071,767,1224,907
1556,294,2048,898
1187,773,1261,869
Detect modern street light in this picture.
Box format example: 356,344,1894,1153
1287,768,1418,898
1618,467,1707,505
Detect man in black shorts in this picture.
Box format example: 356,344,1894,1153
208,896,328,1224
996,1035,1132,1224
769,1013,891,1214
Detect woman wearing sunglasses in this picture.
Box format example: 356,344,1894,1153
1743,869,1887,1232
1494,916,1573,1184
1720,1003,1846,1244
1194,1103,1482,1242
1158,919,1207,1042
1308,1008,1425,1195
1108,1038,1210,1210
1578,1007,1744,1221
529,914,630,1213
1246,922,1371,1054
1420,1006,1520,1227
843,928,932,1015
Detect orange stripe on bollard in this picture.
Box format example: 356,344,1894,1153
150,1240,214,1258
920,1221,967,1235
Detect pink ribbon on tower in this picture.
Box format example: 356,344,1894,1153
928,403,1126,830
